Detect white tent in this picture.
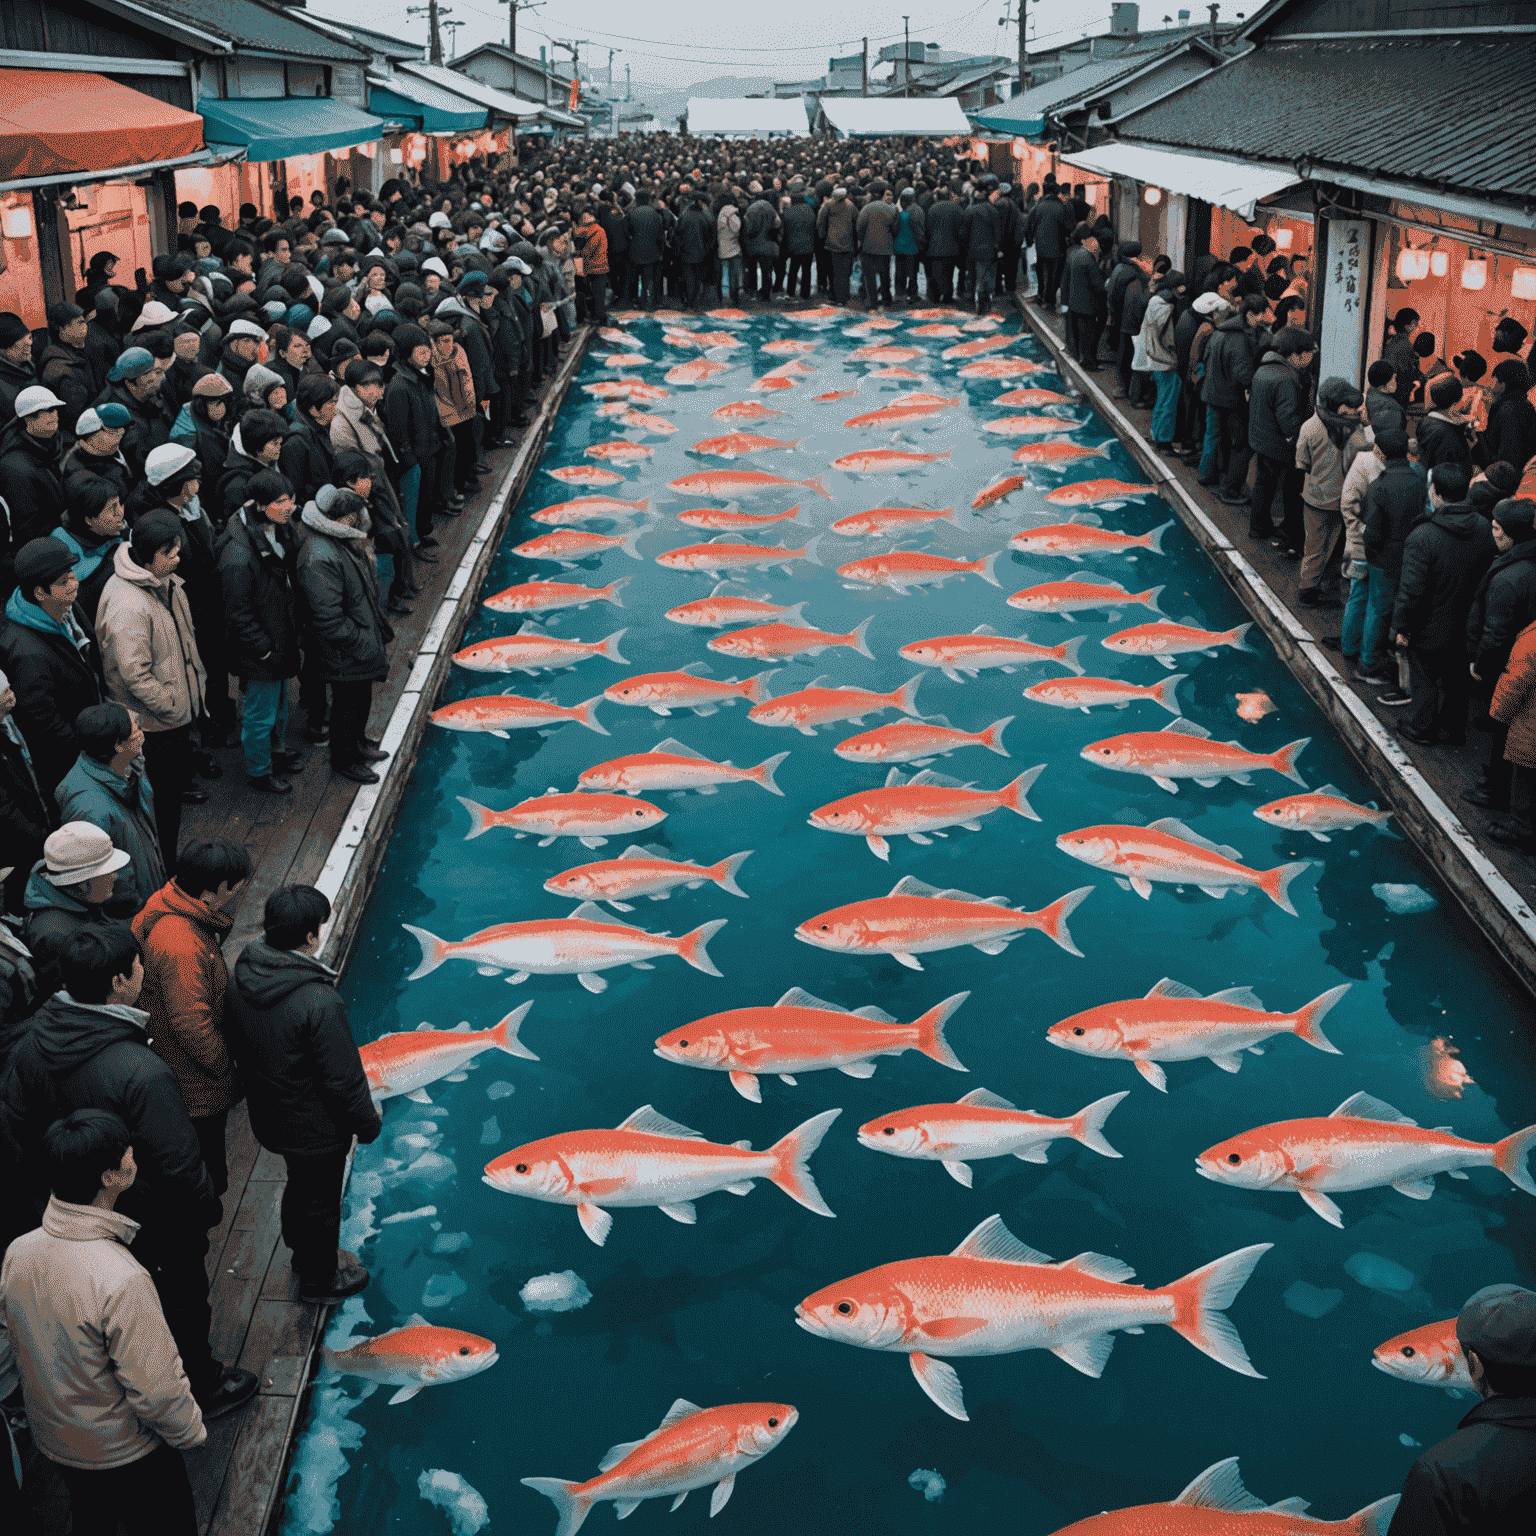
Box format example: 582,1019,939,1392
820,98,970,137
686,98,808,137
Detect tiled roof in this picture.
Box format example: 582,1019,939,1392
153,0,369,59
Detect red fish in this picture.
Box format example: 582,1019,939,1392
511,527,646,564
942,335,1016,359
900,625,1085,679
1009,579,1164,616
831,504,958,537
996,387,1074,407
1009,520,1171,558
868,366,927,380
958,357,1048,378
1103,621,1253,667
430,692,609,738
1045,478,1160,506
844,400,958,428
666,357,730,385
710,400,785,421
1023,675,1184,715
584,441,652,464
605,663,780,716
812,389,859,401
972,475,1031,509
851,345,923,362
709,610,874,662
531,495,651,526
668,469,830,499
548,465,625,487
624,382,670,403
665,585,796,628
458,789,665,848
749,675,924,735
676,505,806,532
578,739,787,797
619,411,676,436
1372,1319,1474,1396
748,373,799,392
453,625,629,675
689,432,801,458
655,538,819,574
831,448,951,474
835,716,1013,766
837,551,999,591
762,339,819,356
1253,785,1394,842
1013,441,1111,465
602,353,650,370
326,1321,498,1405
706,307,751,321
361,1004,538,1105
909,324,962,337
582,381,636,399
545,847,754,910
484,577,629,615
983,415,1080,437
1082,718,1309,794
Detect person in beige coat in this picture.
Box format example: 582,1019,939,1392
93,514,206,862
0,1108,205,1533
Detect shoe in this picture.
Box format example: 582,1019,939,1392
198,1365,259,1421
1320,636,1344,652
272,748,303,773
1354,669,1391,685
1297,589,1341,609
1376,690,1413,708
182,786,210,805
1197,475,1221,487
332,761,380,785
1462,786,1507,810
386,598,413,615
356,745,390,764
1248,527,1275,541
300,1258,371,1308
412,545,439,563
1218,492,1250,507
191,750,222,779
304,721,330,744
418,534,440,549
437,504,462,519
247,773,293,795
1397,725,1439,746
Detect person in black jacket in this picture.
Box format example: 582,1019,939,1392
1063,228,1107,369
36,303,96,440
1477,360,1536,475
0,385,68,561
1356,431,1424,687
0,311,36,430
601,195,630,307
1386,1283,1536,1536
624,191,668,311
0,665,55,913
1026,184,1073,310
224,885,381,1307
923,188,961,306
278,375,341,508
381,324,440,544
1416,374,1475,472
1104,241,1143,369
94,348,171,483
216,407,286,528
19,821,125,996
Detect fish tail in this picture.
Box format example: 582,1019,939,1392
767,1108,843,1216
1140,519,1174,554
844,615,876,659
802,533,824,567
602,576,631,608
456,796,501,841
1258,861,1310,917
1139,585,1166,615
677,918,728,977
489,1001,540,1061
893,673,926,716
1070,1091,1130,1158
752,752,791,796
937,505,960,523
598,628,630,664
1291,983,1349,1055
1492,1121,1536,1195
571,695,611,735
1053,636,1087,676
743,668,782,703
708,850,754,898
1338,1497,1401,1536
629,497,652,513
912,991,971,1071
802,475,833,500
1159,1242,1273,1377
402,924,449,981
619,524,647,560
519,1479,593,1536
979,716,1014,756
1152,675,1186,716
1000,764,1046,821
781,504,812,527
1093,443,1111,457
1225,621,1255,653
974,550,1002,587
1033,885,1093,957
1271,738,1311,787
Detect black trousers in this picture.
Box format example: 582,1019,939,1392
894,254,919,300
451,419,478,492
1250,450,1288,540
329,679,374,768
634,261,659,309
193,1108,230,1199
683,262,709,307
1217,407,1253,500
1406,644,1471,744
744,255,774,298
784,254,813,300
926,258,954,303
861,254,891,307
1036,255,1064,307
281,1148,348,1290
829,251,854,303
133,1219,219,1398
141,725,191,868
55,1443,198,1536
1068,311,1103,366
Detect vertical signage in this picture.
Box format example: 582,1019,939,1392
1319,217,1371,390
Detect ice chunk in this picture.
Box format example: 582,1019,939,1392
338,1163,385,1253
433,1231,471,1254
381,1205,437,1225
393,1133,434,1150
1344,1253,1417,1293
417,1468,490,1536
520,1270,593,1314
422,1272,470,1309
1372,883,1437,915
1399,1434,1421,1449
395,1151,456,1186
480,1116,501,1147
908,1469,947,1503
487,1080,517,1101
1283,1281,1344,1319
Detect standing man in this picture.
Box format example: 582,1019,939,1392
1063,229,1106,371
816,188,857,306
1248,327,1315,555
1026,181,1072,312
855,187,897,310
922,187,960,306
574,209,609,326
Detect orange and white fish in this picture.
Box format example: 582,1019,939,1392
972,475,1031,509
837,550,999,591
662,329,710,350
900,625,1085,679
403,909,726,995
512,527,645,565
835,715,1013,766
812,389,859,402
620,411,677,436
1372,1319,1474,1396
942,335,1015,360
1014,441,1112,465
1081,718,1309,794
598,327,631,345
1196,1092,1536,1226
710,609,873,662
905,308,954,321
548,465,625,487
326,1319,498,1405
666,358,730,385
360,1004,538,1105
578,738,787,797
677,505,807,532
1103,620,1253,667
1056,818,1309,912
485,1104,840,1244
809,766,1044,859
655,537,820,575
458,789,665,849
958,357,1048,378
1047,978,1348,1092
545,847,753,910
996,387,1075,407
583,381,637,399
430,692,609,738
1045,478,1161,507
748,675,923,736
1253,785,1394,842
844,401,957,428
452,624,628,676
531,495,651,525
602,354,650,370
484,577,630,615
796,874,1091,966
858,1088,1129,1185
983,415,1077,437
668,469,830,499
1236,689,1276,721
845,316,901,333
696,330,745,349
1009,520,1172,559
689,432,801,458
851,345,923,363
707,307,751,321
831,504,958,537
585,440,652,464
1008,579,1164,615
651,310,690,323
762,339,819,356
710,400,785,421
796,1215,1270,1418
624,382,671,403
909,323,962,338
896,391,963,406
522,1398,797,1535
665,584,796,628
656,989,971,1102
1023,675,1184,715
748,373,798,392
831,448,951,474
868,366,927,380
605,663,780,717
1046,1460,1400,1536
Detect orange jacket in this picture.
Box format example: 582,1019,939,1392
131,880,240,1119
577,221,609,275
432,341,476,427
1492,618,1536,770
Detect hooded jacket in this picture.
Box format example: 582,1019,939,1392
1064,243,1107,316
1339,436,1382,563
1416,410,1474,472
740,199,780,260
674,204,715,265
1106,260,1142,332
215,420,271,530
1467,538,1536,679
431,339,476,428
1390,501,1498,651
21,863,114,998
217,505,301,681
1140,290,1180,370
1478,391,1536,474
169,400,231,506
780,197,817,257
277,409,339,508
52,511,125,625
1248,350,1309,463
1386,1393,1536,1536
294,502,392,681
54,751,164,913
855,199,898,258
241,361,287,414
0,588,103,795
94,543,206,732
1201,314,1259,409
1298,415,1370,511
1364,458,1426,579
436,301,497,404
1025,194,1073,259
0,417,66,549
224,941,380,1157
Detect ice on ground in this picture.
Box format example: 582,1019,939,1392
487,1080,516,1100
339,1163,385,1253
1399,1434,1421,1449
417,1468,490,1536
1372,882,1437,915
433,1231,471,1254
381,1205,438,1225
394,1151,457,1186
908,1469,946,1503
422,1272,470,1309
479,1116,501,1146
520,1270,593,1313
1344,1253,1417,1293
394,1133,435,1150
1283,1281,1344,1319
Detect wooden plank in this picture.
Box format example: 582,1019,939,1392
207,1275,260,1366
239,1298,320,1395
187,1407,250,1534
201,1395,294,1536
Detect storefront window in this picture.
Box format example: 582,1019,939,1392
66,183,155,300
1209,204,1315,306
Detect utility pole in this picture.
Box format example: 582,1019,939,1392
861,37,868,96
1208,2,1219,42
903,16,910,97
443,17,463,57
430,0,445,64
625,63,631,101
1019,0,1030,93
499,1,544,58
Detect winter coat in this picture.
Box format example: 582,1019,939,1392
1026,195,1074,259
0,354,35,429
382,362,439,472
1390,502,1497,651
740,200,780,259
1297,415,1368,511
1339,438,1381,563
277,412,340,508
780,199,817,257
1140,292,1179,371
0,713,51,856
1415,411,1473,472
81,320,120,397
215,423,271,528
94,544,206,732
816,199,857,255
224,941,381,1157
1467,538,1536,679
36,341,95,434
329,387,407,527
1201,315,1260,409
93,381,170,484
0,418,67,548
1365,386,1406,437
855,200,898,257
60,440,131,504
294,503,392,683
21,864,115,1000
51,518,118,626
1365,458,1430,579
131,879,239,1119
923,199,962,260
625,203,666,266
1478,391,1536,474
1381,330,1420,406
217,507,301,682
54,752,164,913
0,589,103,795
1121,278,1153,350
963,199,1003,260
1248,351,1309,463
0,1197,206,1471
715,206,742,260
1106,262,1142,332
169,404,231,513
892,204,926,257
431,342,476,429
1386,1392,1536,1536
436,301,495,402
1065,244,1107,317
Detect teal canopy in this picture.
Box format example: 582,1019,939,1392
367,75,485,134
198,96,386,162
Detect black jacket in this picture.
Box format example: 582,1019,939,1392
1416,412,1474,472
36,342,95,435
60,440,132,503
1026,195,1073,259
1391,501,1497,651
21,866,114,1003
1121,277,1153,347
625,203,667,266
1366,386,1407,437
0,355,35,430
278,413,340,508
0,731,53,898
382,363,438,473
1364,459,1429,579
923,198,962,260
218,507,302,681
93,380,171,483
676,206,716,265
1106,261,1141,331
1467,538,1536,677
1248,350,1309,463
294,511,393,682
224,941,381,1157
1063,244,1106,316
1386,1395,1536,1536
1478,393,1536,474
781,200,817,257
0,600,104,796
1202,315,1261,409
0,419,66,550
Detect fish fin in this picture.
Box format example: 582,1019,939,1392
578,836,608,849
1147,977,1201,1001
1390,1176,1436,1201
1146,817,1242,860
950,1214,1053,1265
677,918,728,977
1329,1092,1417,1126
1290,1187,1344,1225
1130,877,1154,899
489,1001,539,1062
972,938,1010,956
658,1399,705,1431
997,763,1046,821
907,831,934,845
1272,737,1311,787
706,850,754,898
942,1160,974,1187
577,973,608,994
657,1201,697,1224
751,752,790,796
1492,1122,1536,1195
1197,886,1231,900
980,716,1014,755
892,952,925,971
779,1075,798,1085
1052,1331,1118,1378
888,873,946,898
571,694,610,734
866,834,891,861
401,924,448,981
1152,776,1181,794
958,1086,1016,1111
767,1108,842,1216
621,844,670,860
710,1476,736,1517
388,1385,422,1404
849,1005,898,1023
1159,1242,1272,1377
1034,885,1093,958
520,1479,594,1536
671,1493,688,1512
909,1352,968,1421
652,736,706,757
1257,859,1311,916
1172,1459,1268,1514
911,992,971,1071
1208,1052,1244,1074
405,1087,434,1104
1345,1497,1402,1536
1133,1060,1168,1093
1153,674,1186,715
577,1203,613,1246
1292,983,1349,1054
1206,986,1264,1008
723,1181,755,1196
1062,1252,1138,1282
775,987,842,1011
1161,717,1212,739
614,1500,642,1520
619,1105,705,1139
598,1440,644,1472
570,901,632,926
728,1071,762,1103
837,1061,877,1078
456,796,502,841
678,660,713,676
1071,1091,1130,1158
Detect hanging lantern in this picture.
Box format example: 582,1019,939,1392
1512,268,1536,301
1274,227,1292,251
1011,138,1028,158
1143,185,1162,205
1430,250,1449,277
1461,256,1488,291
1,204,34,240
389,147,404,164
1396,248,1429,282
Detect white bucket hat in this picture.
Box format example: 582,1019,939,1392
43,822,132,886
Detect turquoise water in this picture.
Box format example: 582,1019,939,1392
281,308,1536,1536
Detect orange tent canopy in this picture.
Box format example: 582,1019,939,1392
0,69,204,182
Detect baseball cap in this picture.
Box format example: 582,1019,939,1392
76,403,131,435
13,385,66,417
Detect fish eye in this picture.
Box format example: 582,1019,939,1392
1073,1027,1085,1036
767,1416,779,1427
459,1345,471,1356
819,924,830,932
678,1039,689,1047
882,1127,895,1136
836,1301,853,1315
515,1163,528,1174
1227,1153,1241,1165
1402,1346,1416,1357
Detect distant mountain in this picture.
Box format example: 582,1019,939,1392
683,75,782,98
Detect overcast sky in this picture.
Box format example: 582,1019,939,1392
309,0,1248,89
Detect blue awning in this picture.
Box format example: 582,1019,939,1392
198,96,386,162
367,74,485,134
